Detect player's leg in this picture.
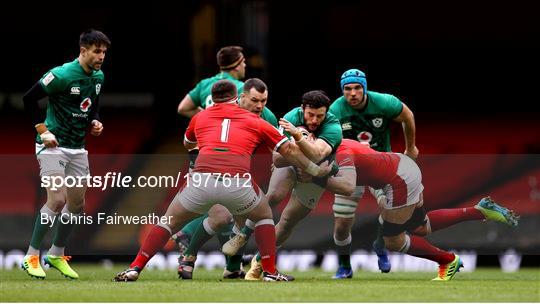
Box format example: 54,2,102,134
172,215,207,255
23,150,69,279
222,166,296,256
44,153,89,279
382,203,463,281
369,187,392,273
244,194,294,282
331,186,364,279
114,184,204,282
178,204,234,279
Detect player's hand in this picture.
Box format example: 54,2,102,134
91,120,104,136
40,131,59,148
296,167,313,183
315,160,333,177
404,145,419,161
279,118,301,141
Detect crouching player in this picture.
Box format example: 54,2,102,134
323,139,519,281
114,80,333,282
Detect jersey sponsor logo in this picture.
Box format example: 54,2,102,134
80,98,92,112
70,87,81,95
72,113,89,118
96,83,101,95
42,72,55,86
372,117,383,128
341,122,352,130
357,131,373,143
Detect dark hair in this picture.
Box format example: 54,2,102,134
301,90,330,110
217,46,244,70
243,78,267,94
211,80,238,103
80,29,111,48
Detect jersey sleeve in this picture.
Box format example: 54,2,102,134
184,113,199,143
318,114,343,151
39,68,67,95
188,82,203,107
336,146,355,169
258,119,289,152
262,108,279,128
381,94,404,119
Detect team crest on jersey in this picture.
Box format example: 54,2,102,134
80,98,92,112
341,122,352,130
357,131,373,143
372,117,383,128
96,84,101,95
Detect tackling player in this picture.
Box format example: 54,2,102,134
324,139,519,281
328,69,418,277
21,29,110,279
114,80,333,282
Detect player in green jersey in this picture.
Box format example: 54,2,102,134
328,69,418,278
222,90,343,280
177,78,280,280
21,29,110,279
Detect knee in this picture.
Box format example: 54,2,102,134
47,195,67,213
209,207,233,228
383,236,402,252
268,190,286,207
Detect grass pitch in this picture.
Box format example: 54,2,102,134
1,265,538,302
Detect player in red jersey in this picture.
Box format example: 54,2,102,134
319,139,519,281
114,80,333,282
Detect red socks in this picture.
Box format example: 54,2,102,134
254,222,277,274
407,235,455,265
130,225,171,270
427,207,484,232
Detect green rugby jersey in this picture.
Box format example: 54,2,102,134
188,72,244,109
283,107,342,152
37,59,104,149
260,107,278,128
329,91,402,152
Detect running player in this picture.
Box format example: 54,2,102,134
328,69,418,277
323,139,519,281
177,78,279,279
222,90,343,280
114,80,333,282
173,46,247,277
21,29,110,279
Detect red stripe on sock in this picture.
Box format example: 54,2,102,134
407,235,455,265
428,207,484,232
254,223,277,274
130,225,171,270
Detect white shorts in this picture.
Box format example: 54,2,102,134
35,143,89,177
174,173,262,215
292,182,325,210
380,154,423,209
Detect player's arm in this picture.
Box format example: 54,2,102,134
279,118,332,163
177,94,203,118
88,96,103,136
324,167,356,196
393,102,418,160
275,141,332,177
22,81,58,148
183,112,198,150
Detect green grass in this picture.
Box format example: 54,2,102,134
1,265,539,302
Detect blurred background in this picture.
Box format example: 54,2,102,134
0,1,538,271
